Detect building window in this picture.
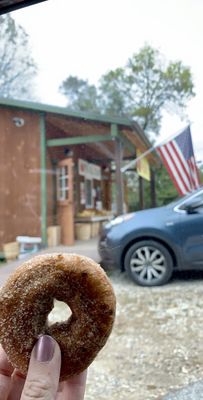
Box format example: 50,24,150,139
85,179,93,208
57,165,69,201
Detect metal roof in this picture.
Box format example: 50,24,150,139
0,97,153,149
0,97,159,165
0,97,134,125
0,0,47,15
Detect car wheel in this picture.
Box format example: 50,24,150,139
124,240,173,286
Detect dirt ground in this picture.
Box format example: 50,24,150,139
50,268,203,400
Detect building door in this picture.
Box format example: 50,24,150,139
57,158,74,245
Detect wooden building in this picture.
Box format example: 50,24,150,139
0,98,159,250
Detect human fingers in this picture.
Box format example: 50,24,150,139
20,335,61,400
55,382,64,400
0,345,14,400
8,371,25,400
62,369,87,400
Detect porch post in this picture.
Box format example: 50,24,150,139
139,176,144,209
39,113,47,244
150,168,156,207
112,124,124,215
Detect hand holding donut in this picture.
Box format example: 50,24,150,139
0,335,87,400
0,254,116,398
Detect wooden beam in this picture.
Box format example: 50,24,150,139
139,176,144,210
47,134,112,147
111,123,119,138
150,168,156,207
40,113,47,244
113,124,124,215
120,132,135,153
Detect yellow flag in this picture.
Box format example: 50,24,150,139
137,149,151,181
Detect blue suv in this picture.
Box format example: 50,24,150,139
98,188,203,286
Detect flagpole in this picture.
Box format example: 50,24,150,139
121,145,156,172
121,124,190,173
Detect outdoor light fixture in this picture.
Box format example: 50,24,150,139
64,148,73,157
12,117,25,127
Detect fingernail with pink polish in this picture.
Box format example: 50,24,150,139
35,335,55,362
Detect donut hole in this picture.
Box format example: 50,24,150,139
47,299,72,326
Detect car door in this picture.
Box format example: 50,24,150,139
178,192,203,268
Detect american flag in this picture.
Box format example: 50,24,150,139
157,126,200,195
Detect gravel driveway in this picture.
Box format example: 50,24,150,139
0,242,203,399
83,268,203,400
48,267,203,400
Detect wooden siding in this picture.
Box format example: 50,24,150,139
0,108,53,249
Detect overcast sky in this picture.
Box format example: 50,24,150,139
12,0,203,160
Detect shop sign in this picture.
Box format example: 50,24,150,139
78,159,101,180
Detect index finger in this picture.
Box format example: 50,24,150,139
0,345,14,400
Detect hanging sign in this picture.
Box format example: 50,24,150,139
78,159,101,180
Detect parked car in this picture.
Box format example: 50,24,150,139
98,187,203,286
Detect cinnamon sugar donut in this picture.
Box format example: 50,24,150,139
0,253,116,380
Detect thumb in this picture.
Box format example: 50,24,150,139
21,335,61,400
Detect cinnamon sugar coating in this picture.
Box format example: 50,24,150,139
0,253,116,380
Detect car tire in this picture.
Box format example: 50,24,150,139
124,240,173,287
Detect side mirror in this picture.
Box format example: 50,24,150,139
184,198,203,214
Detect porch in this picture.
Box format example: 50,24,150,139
0,98,159,250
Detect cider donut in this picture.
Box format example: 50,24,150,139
0,253,116,380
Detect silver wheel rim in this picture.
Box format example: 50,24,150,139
130,245,167,284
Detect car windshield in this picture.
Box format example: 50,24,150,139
0,2,203,400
